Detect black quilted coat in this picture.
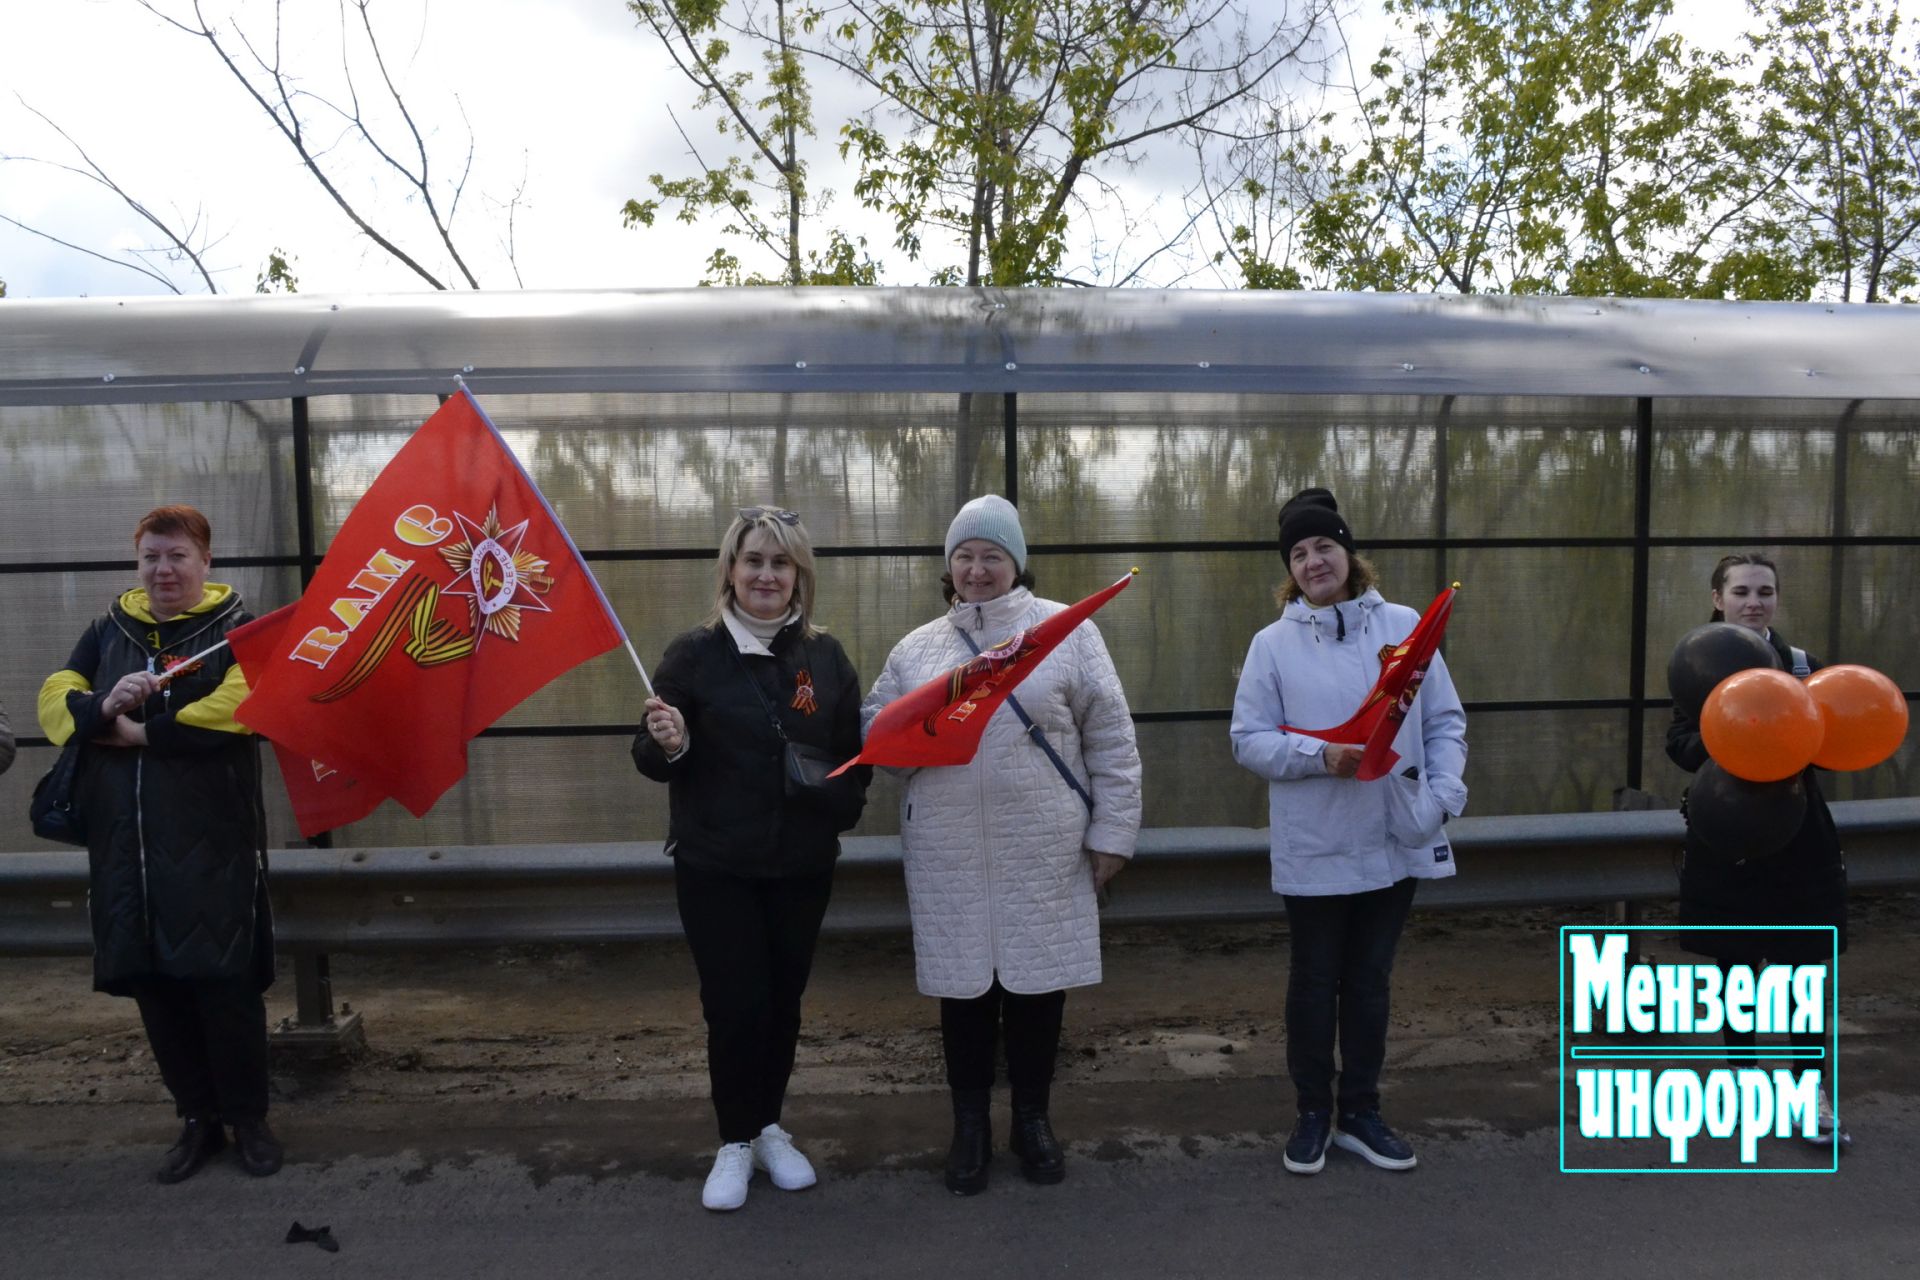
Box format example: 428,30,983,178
55,588,273,996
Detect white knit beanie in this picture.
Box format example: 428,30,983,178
944,494,1027,570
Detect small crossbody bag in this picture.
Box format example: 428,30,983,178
730,641,842,805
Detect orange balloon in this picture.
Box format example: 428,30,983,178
1805,664,1910,771
1700,668,1824,782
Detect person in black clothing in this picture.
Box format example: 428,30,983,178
37,505,279,1183
1667,552,1847,1147
632,506,869,1211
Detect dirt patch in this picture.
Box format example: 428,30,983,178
5,893,1917,1120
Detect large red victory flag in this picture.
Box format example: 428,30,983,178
231,390,626,819
1281,585,1457,781
227,604,388,838
835,572,1135,775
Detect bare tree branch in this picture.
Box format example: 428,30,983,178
10,98,220,291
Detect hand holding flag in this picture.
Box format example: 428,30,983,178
1280,584,1458,782
837,571,1135,775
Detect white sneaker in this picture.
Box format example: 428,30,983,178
1807,1087,1852,1149
751,1123,818,1191
702,1142,753,1211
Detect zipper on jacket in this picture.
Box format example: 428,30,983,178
967,623,1002,985
135,752,152,943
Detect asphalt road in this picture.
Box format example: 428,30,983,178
5,1077,1916,1279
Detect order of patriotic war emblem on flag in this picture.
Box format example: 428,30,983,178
300,505,558,704
228,389,631,833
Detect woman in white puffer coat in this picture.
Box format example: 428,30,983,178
1231,488,1467,1180
863,495,1142,1197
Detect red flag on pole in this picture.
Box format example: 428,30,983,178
227,604,387,837
1280,585,1458,781
835,571,1135,775
232,389,627,819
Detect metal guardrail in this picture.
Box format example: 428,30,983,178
5,800,1918,957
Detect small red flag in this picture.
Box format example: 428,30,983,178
1281,585,1457,781
836,572,1135,775
232,390,626,817
228,604,387,838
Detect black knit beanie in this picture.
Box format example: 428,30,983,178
1277,487,1356,562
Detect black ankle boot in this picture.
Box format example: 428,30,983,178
945,1088,991,1196
1009,1102,1066,1185
231,1117,284,1177
157,1115,225,1185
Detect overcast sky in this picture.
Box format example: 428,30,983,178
1,0,1755,300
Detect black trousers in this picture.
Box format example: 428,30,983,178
1281,877,1419,1116
128,975,269,1124
940,979,1066,1110
1718,962,1828,1068
674,858,835,1143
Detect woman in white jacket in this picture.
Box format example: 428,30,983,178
1230,488,1467,1177
863,495,1142,1196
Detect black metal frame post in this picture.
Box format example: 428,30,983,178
1003,391,1019,504
1625,397,1655,790
1827,401,1860,663
275,394,365,1054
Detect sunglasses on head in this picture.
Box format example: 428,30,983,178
738,506,801,526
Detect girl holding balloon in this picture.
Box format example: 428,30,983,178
1666,553,1848,1146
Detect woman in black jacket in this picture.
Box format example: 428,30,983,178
1666,552,1846,1146
633,506,869,1211
37,505,278,1183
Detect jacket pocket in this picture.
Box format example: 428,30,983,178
1384,772,1447,849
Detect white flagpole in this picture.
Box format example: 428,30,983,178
154,638,232,685
625,636,656,698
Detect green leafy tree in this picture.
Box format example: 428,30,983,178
1238,0,1807,298
829,0,1332,286
627,0,880,285
1747,0,1920,302
255,247,299,293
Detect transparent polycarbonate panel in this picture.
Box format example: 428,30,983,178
303,392,1003,553
1468,708,1636,816
1133,719,1267,828
0,401,297,561
1649,400,1840,539
1842,407,1920,534
1440,400,1638,538
1016,393,1441,543
1444,548,1635,705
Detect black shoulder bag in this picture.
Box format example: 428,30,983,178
30,739,89,846
730,640,845,808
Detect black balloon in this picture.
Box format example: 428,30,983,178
1666,622,1780,719
1685,760,1806,861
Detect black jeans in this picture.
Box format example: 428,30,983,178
674,858,835,1143
1282,877,1418,1116
940,979,1066,1111
1718,962,1827,1069
128,975,270,1124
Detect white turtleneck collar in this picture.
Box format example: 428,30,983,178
723,603,797,655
